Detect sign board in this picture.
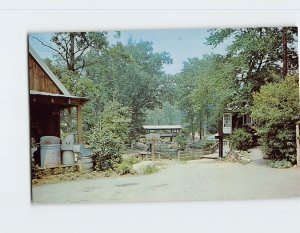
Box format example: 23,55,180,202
145,133,160,141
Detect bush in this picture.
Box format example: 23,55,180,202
252,75,300,162
114,157,141,175
85,101,131,171
143,165,158,175
268,160,292,169
190,139,215,150
190,141,202,149
175,128,190,150
201,139,215,150
114,162,135,175
229,128,253,151
87,127,123,171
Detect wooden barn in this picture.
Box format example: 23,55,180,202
29,45,88,144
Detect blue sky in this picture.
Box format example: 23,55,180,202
29,29,228,74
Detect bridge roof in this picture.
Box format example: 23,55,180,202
143,125,182,130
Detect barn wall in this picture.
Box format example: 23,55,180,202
30,104,60,142
28,54,62,94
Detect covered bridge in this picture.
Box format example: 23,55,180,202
29,45,88,144
143,125,182,141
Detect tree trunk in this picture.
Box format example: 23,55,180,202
282,27,288,77
69,33,76,72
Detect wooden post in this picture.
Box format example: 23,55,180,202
67,108,72,132
218,119,224,158
151,141,156,161
77,105,83,143
296,124,300,167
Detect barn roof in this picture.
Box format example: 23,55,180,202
29,45,71,97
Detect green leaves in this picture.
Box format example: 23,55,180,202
85,40,173,139
84,101,131,171
229,128,253,151
252,75,300,161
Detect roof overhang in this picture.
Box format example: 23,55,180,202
30,90,88,109
143,125,182,130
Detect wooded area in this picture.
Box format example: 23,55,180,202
30,27,299,171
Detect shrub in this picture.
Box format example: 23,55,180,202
175,128,190,150
190,141,202,149
85,101,131,171
268,160,292,169
200,139,215,150
252,75,300,162
115,162,135,175
229,128,253,151
190,139,215,150
31,158,43,180
113,157,141,175
143,165,158,175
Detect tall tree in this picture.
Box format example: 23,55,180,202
85,40,173,140
206,27,298,113
33,32,109,72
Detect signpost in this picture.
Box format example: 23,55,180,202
215,133,223,158
146,133,160,161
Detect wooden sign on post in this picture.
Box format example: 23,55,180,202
145,133,160,161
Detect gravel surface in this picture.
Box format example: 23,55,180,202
32,147,300,204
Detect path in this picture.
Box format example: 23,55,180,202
32,147,300,204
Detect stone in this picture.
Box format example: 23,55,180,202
132,161,156,175
240,157,251,164
135,142,149,151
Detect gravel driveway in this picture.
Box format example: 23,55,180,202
32,148,300,204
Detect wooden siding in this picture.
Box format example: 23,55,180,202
29,54,62,94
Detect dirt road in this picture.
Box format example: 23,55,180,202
32,148,300,204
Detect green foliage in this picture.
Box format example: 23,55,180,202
176,55,236,138
268,160,292,169
190,139,215,150
114,157,141,175
114,162,135,175
143,165,158,175
200,139,215,150
50,32,108,72
122,157,142,165
206,27,298,113
175,128,190,150
85,101,131,171
145,101,183,125
229,128,253,151
252,75,300,161
189,141,202,149
85,41,173,139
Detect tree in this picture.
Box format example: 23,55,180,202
206,27,298,113
85,40,173,140
176,58,202,140
176,55,236,139
33,32,109,72
252,75,300,161
145,102,183,125
84,101,131,171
